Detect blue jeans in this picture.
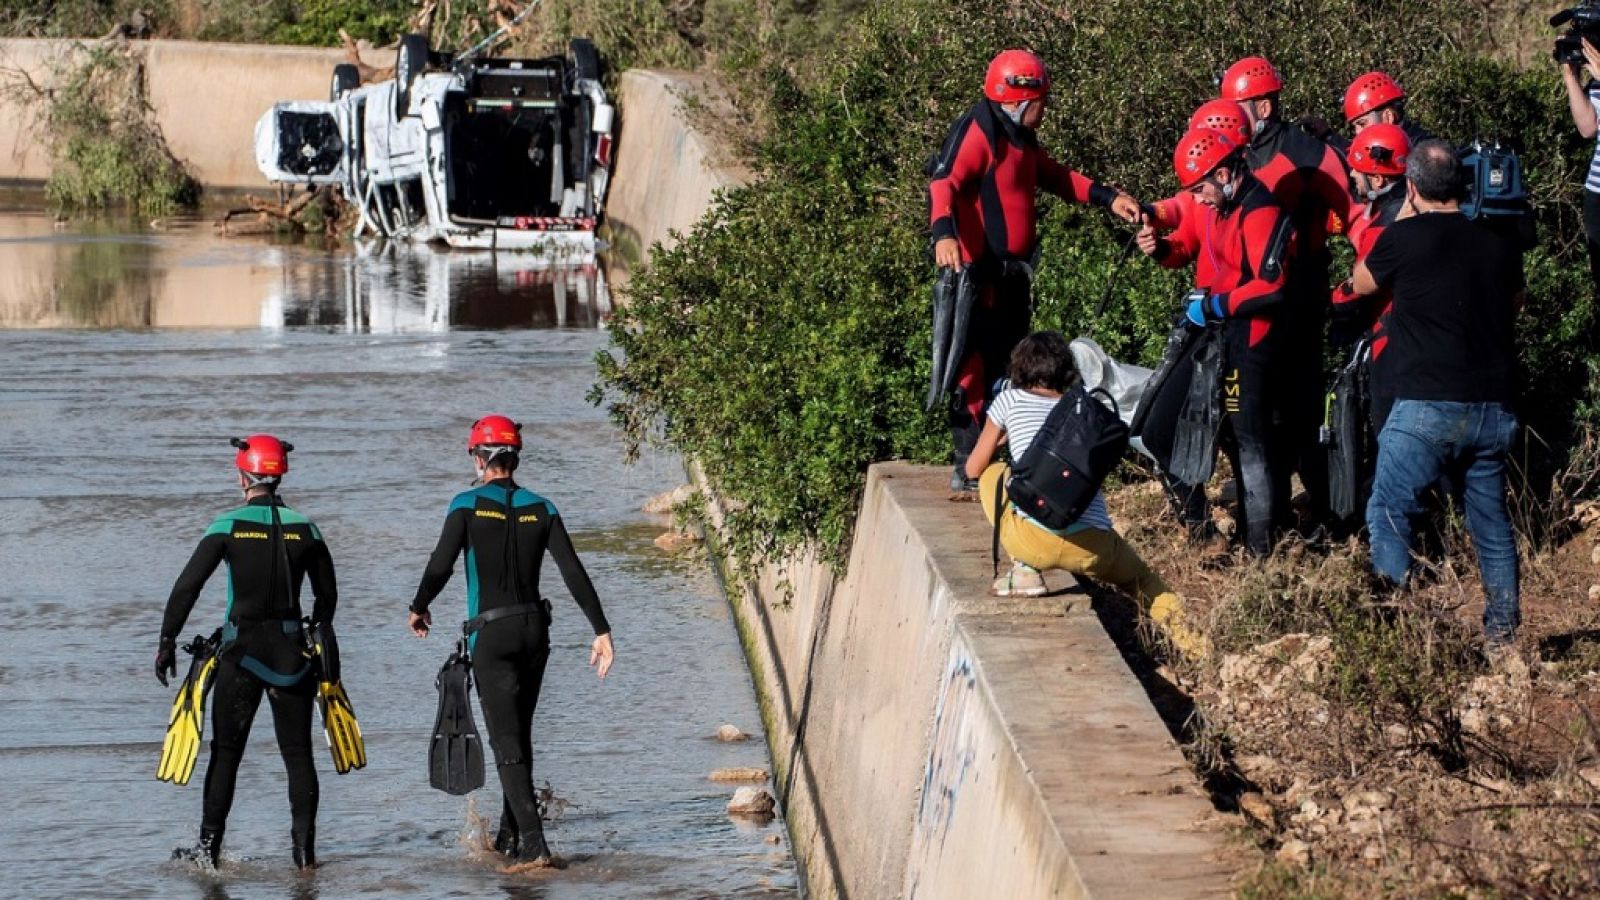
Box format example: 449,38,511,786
1366,400,1520,640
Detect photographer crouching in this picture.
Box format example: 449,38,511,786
1348,140,1525,648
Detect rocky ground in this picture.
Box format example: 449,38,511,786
1102,474,1600,897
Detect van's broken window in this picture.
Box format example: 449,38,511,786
276,111,343,178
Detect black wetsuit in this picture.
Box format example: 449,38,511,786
411,478,610,857
162,493,337,853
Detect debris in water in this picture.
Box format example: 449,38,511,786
709,767,770,783
727,787,776,818
643,485,694,514
715,724,749,742
654,529,703,554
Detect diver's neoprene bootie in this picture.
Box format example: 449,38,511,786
293,827,317,870
513,819,553,864
172,827,223,868
493,823,519,856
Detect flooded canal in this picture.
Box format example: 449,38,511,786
0,196,797,898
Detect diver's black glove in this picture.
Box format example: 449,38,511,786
155,636,177,686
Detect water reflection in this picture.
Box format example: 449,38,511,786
265,241,610,333
0,199,610,331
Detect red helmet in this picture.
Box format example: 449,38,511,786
1219,56,1283,101
1188,99,1251,146
1347,123,1410,176
1343,71,1405,123
1174,128,1239,189
984,49,1049,103
231,434,291,477
468,415,523,452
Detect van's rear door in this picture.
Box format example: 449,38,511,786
254,101,348,185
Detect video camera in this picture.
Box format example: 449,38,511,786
1552,1,1600,65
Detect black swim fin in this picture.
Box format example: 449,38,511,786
1169,325,1224,487
926,268,957,411
429,639,485,796
1324,338,1371,521
939,267,977,398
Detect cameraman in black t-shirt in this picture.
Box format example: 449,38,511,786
1349,139,1525,646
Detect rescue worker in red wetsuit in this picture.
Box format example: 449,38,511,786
1345,71,1432,144
1306,71,1434,154
1139,128,1296,556
928,48,1142,490
1331,124,1412,431
1141,100,1254,547
1221,56,1350,532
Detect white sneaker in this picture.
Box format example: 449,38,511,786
991,561,1048,597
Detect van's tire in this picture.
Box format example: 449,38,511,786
330,64,360,101
569,38,601,81
394,33,429,118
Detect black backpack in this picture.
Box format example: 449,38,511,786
992,386,1129,571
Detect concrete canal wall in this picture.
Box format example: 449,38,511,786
0,38,361,188
605,69,749,276
708,464,1235,898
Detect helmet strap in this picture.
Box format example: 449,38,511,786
240,472,280,497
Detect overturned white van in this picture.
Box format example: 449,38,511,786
254,34,614,260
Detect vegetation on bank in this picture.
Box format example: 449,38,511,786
29,44,199,216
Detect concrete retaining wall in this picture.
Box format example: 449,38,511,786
605,69,749,277
711,463,1236,898
0,38,367,188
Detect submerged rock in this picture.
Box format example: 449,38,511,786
715,724,749,742
728,787,776,817
654,529,703,553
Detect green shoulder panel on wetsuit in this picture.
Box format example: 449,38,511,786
204,504,317,531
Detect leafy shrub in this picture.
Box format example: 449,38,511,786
269,0,411,46
42,45,200,216
597,0,1595,569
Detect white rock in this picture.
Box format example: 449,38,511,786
728,787,776,817
715,724,749,742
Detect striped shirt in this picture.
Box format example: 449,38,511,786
1588,87,1600,193
988,387,1114,533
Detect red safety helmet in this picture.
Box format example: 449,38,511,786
1174,128,1240,189
1188,99,1251,146
984,49,1049,103
1343,71,1405,124
1219,56,1283,102
1347,123,1410,176
231,434,291,477
468,415,523,453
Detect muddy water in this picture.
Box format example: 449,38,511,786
0,202,797,898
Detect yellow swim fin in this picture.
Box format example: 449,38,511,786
318,680,366,774
157,635,220,786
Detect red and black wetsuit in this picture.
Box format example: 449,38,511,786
928,99,1119,466
1332,186,1407,429
1152,177,1297,554
1246,117,1351,523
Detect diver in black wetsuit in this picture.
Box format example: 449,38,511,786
408,414,615,865
156,434,337,870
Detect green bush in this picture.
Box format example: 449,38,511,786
596,0,1597,569
43,46,200,216
269,0,411,46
